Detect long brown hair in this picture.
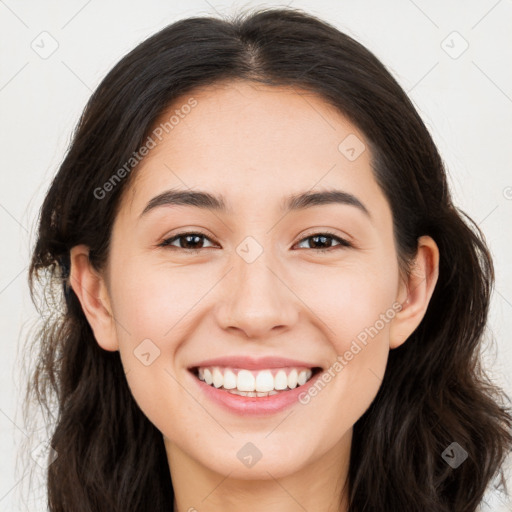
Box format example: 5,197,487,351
24,6,512,511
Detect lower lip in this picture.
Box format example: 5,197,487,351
189,369,323,416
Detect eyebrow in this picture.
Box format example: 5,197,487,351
139,188,371,219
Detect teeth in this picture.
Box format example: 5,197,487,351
203,368,213,385
288,369,298,389
237,370,255,391
274,370,288,390
228,389,279,397
212,368,223,388
255,370,274,392
195,366,314,393
297,370,308,386
223,369,237,389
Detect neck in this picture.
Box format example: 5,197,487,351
165,430,351,512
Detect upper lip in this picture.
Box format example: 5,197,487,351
188,356,322,370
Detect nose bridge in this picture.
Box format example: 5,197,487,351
215,235,298,338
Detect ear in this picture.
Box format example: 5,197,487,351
69,244,119,351
389,235,440,349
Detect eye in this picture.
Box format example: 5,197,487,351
158,232,217,252
158,230,352,253
294,231,352,252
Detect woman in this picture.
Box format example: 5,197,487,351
25,6,512,512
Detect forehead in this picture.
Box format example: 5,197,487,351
121,79,387,220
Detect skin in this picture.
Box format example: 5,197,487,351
70,80,439,512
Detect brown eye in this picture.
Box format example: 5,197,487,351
295,232,352,252
159,232,216,251
158,231,352,253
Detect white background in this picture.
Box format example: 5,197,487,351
0,0,511,510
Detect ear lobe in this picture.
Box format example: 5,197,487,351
69,244,119,352
389,236,440,349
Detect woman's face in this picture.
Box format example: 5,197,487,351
72,80,437,481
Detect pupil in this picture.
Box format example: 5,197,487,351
311,235,329,248
183,234,202,249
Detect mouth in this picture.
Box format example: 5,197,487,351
188,365,323,398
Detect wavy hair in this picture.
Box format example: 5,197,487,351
24,6,512,511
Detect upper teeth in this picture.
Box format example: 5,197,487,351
197,367,314,392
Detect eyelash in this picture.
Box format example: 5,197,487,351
158,230,353,253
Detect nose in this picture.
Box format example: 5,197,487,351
215,250,299,339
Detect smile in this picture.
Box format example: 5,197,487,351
190,366,322,397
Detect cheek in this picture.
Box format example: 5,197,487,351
108,263,202,428
295,261,397,408
107,258,208,402
296,260,398,349
109,257,210,340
